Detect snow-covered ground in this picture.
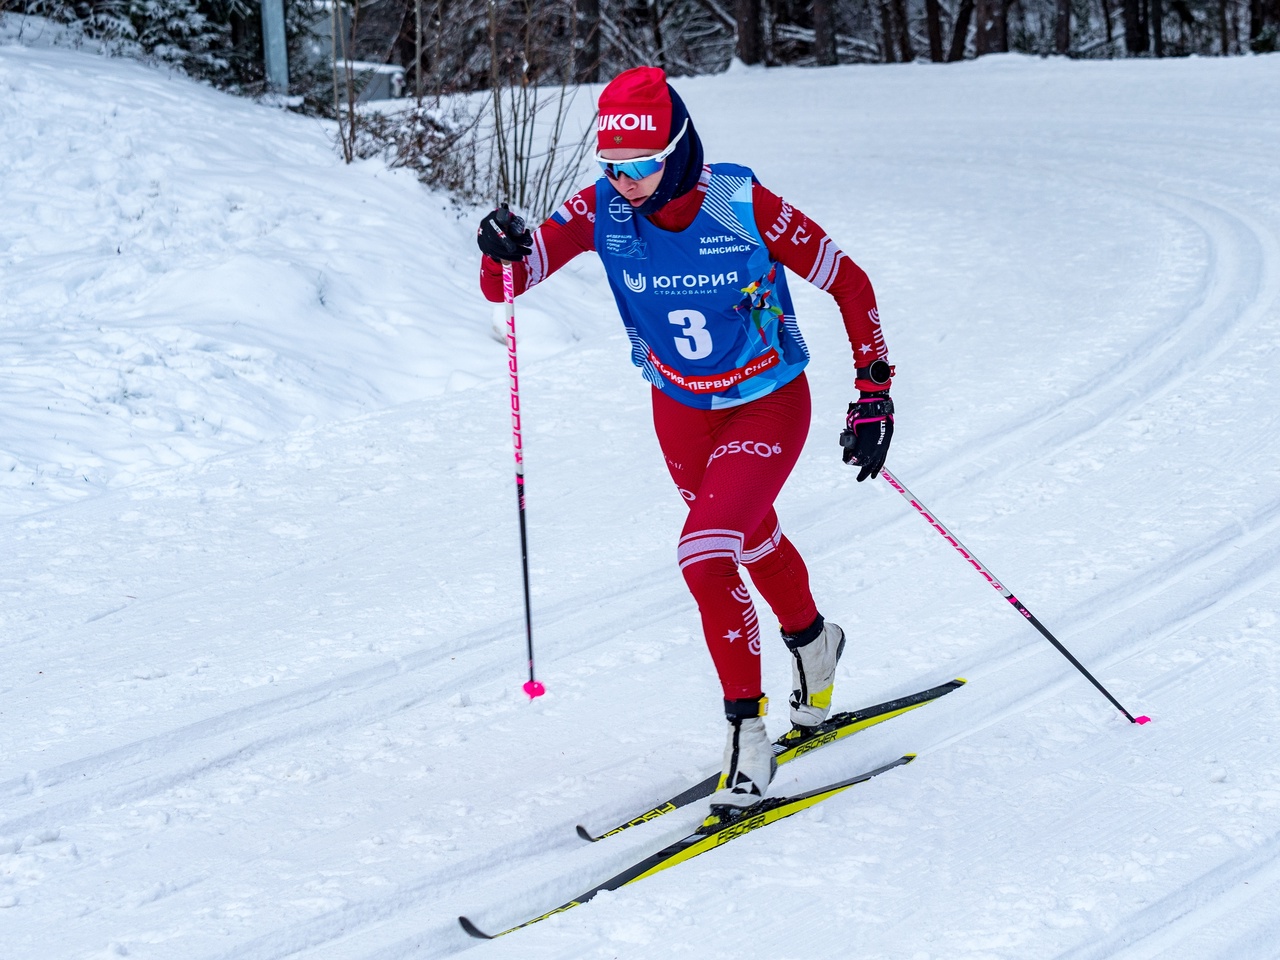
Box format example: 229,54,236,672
3,22,1280,959
0,17,598,519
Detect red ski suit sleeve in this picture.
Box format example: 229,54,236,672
749,183,890,393
478,177,890,393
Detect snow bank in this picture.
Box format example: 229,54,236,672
0,25,604,517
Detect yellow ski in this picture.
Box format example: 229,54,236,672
459,754,915,940
576,678,964,842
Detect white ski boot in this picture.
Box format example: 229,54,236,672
784,616,846,728
708,697,776,815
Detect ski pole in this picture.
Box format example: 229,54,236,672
502,260,544,700
879,468,1148,724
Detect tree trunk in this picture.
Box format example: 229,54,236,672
894,0,917,59
1249,0,1278,47
948,0,975,58
896,0,916,58
1101,0,1114,45
813,0,838,64
1123,0,1148,52
1218,0,1229,52
925,0,945,59
1055,0,1071,52
737,0,764,63
880,0,897,59
575,0,600,82
974,0,997,52
1151,0,1163,54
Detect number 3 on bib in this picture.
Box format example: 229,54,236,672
669,309,713,360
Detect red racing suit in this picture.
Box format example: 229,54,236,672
480,170,889,703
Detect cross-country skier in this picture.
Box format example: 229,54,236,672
476,66,894,817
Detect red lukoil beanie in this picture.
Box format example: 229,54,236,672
597,66,673,153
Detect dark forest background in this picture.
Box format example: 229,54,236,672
6,0,1275,215
5,0,1277,102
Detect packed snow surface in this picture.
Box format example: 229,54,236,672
3,21,1280,959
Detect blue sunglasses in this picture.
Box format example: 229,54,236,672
597,119,689,181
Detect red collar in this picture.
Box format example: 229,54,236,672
646,165,711,232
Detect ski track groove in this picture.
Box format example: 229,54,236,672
922,515,1280,759
1051,825,1280,960
0,581,694,840
889,159,1273,500
769,147,1278,626
942,487,1280,708
188,799,668,960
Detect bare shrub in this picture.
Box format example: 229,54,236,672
353,98,486,201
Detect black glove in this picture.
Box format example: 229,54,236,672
840,392,894,482
476,204,533,262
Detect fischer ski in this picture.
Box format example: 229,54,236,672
460,754,915,940
576,678,964,842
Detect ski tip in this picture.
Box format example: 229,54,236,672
523,679,546,700
575,824,598,842
459,916,495,940
954,677,968,685
1134,715,1151,725
903,753,918,762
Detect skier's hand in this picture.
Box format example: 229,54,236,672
477,205,533,262
840,392,894,482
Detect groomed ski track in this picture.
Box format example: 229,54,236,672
2,48,1280,959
